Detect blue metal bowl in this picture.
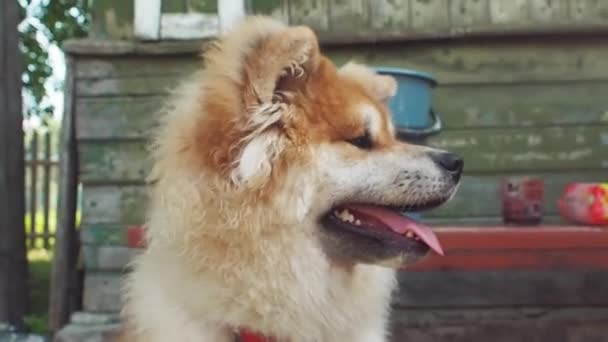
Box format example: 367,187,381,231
374,67,441,141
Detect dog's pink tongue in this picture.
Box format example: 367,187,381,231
346,205,444,256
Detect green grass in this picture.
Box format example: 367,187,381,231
24,209,81,249
25,249,52,336
23,210,55,335
22,210,80,336
24,210,57,249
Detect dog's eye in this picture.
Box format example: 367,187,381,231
347,133,373,150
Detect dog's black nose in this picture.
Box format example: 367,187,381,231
431,152,463,181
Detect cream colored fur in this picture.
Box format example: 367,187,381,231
119,16,455,342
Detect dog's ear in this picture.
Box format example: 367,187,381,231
240,25,321,109
338,62,397,102
231,129,285,188
229,24,320,188
203,18,321,188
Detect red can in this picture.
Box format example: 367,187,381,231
502,177,544,225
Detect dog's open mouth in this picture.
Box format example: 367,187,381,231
321,203,444,256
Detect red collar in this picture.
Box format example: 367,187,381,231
239,328,276,342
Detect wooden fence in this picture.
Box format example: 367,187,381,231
25,130,59,250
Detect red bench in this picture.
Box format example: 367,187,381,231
126,225,608,271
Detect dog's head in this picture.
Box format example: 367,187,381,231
155,16,462,268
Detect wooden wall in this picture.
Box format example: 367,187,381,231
259,0,608,43
56,1,608,340
91,0,608,41
329,35,608,224
65,31,608,317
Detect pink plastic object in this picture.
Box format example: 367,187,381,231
558,183,608,225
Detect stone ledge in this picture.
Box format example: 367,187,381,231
53,323,120,342
0,323,46,342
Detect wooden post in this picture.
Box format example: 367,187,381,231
49,56,80,335
134,0,162,40
42,132,52,249
29,132,38,248
218,0,246,33
0,0,29,330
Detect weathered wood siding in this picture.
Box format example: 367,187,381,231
65,7,608,340
272,0,608,43
92,0,608,42
67,33,608,316
73,35,608,224
58,2,608,340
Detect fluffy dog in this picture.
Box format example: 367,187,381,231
118,16,462,342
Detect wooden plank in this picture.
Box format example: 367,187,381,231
450,0,490,27
79,141,151,183
391,307,608,327
76,75,182,97
81,186,147,224
75,125,608,182
249,0,289,22
28,132,38,247
424,215,565,226
81,224,145,247
411,244,608,272
70,311,121,325
394,269,608,308
429,226,608,251
427,125,608,172
88,167,608,227
0,0,28,329
73,82,608,141
83,125,608,182
435,82,608,129
161,13,219,40
82,245,140,270
81,224,130,246
489,0,529,23
64,38,208,57
75,96,164,140
83,272,124,312
369,0,410,30
569,0,608,20
74,56,199,79
530,0,568,21
411,0,450,29
288,0,329,31
426,171,607,219
49,56,81,334
326,36,608,84
328,0,368,32
390,307,608,342
42,132,52,249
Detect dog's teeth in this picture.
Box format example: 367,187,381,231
405,231,415,238
333,209,359,224
346,214,355,223
336,209,350,222
354,219,361,226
